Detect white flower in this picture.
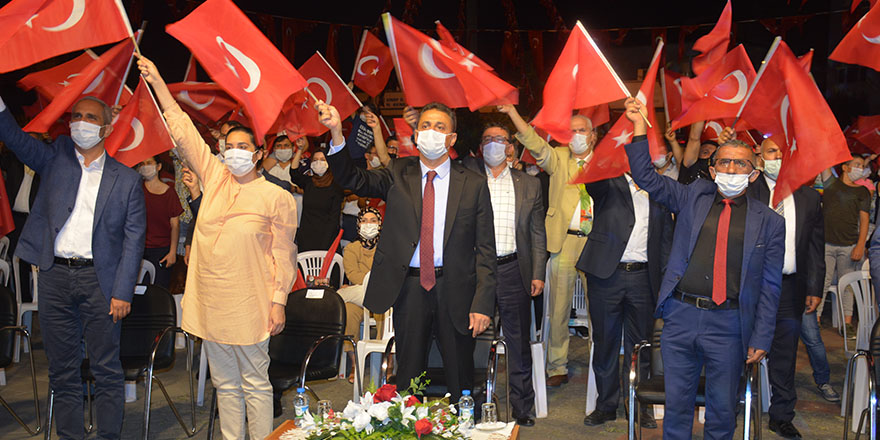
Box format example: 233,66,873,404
343,401,364,420
353,411,372,432
368,401,392,422
448,404,457,415
358,393,374,410
416,406,429,420
298,411,316,431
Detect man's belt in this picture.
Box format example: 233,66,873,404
672,290,738,310
54,257,94,267
617,262,647,272
407,267,443,278
567,229,587,237
497,253,518,265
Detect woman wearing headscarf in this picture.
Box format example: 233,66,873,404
291,149,344,252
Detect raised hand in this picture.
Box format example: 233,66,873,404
496,104,517,115
136,56,162,86
403,106,419,129
363,110,379,129
624,97,646,136
316,100,340,131
717,127,736,144
665,126,676,143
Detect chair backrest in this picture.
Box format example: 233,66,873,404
12,257,38,306
269,287,346,376
297,251,345,288
839,270,877,351
138,259,156,285
0,259,10,287
870,318,880,381
572,277,587,317
119,285,177,372
0,236,9,261
0,286,16,368
649,318,664,378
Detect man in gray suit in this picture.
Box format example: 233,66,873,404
472,122,546,426
0,96,145,440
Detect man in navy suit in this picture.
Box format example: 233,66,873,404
0,96,145,440
622,98,784,439
576,162,674,428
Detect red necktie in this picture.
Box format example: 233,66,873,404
420,170,437,291
712,199,733,305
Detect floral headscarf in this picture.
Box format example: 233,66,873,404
358,206,383,250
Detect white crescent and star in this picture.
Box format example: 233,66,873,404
714,70,747,104
177,91,215,111
216,36,262,93
118,117,143,152
780,94,797,154
572,64,579,81
418,44,455,79
612,129,633,148
672,78,683,96
307,77,333,105
82,71,103,94
357,55,379,76
705,121,724,138
42,0,85,32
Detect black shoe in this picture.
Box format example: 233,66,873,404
583,409,617,426
273,399,282,418
639,407,657,429
515,415,535,426
769,419,802,439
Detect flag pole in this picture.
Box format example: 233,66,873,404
315,51,364,107
660,68,671,123
115,22,147,106
732,36,781,131
351,30,368,82
578,22,652,128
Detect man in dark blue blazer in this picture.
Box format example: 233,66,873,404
576,168,673,428
622,98,784,439
0,96,145,440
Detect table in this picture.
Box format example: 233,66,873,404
266,420,521,440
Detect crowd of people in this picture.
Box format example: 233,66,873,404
0,52,875,440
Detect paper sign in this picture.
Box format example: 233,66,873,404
305,289,325,299
134,285,147,295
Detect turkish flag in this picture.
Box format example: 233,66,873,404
572,41,665,184
392,118,418,158
670,45,755,131
739,38,850,206
382,13,517,111
24,37,134,132
531,22,629,144
104,79,175,167
0,175,14,236
435,20,494,71
798,49,814,72
166,0,308,140
17,48,133,106
852,0,878,13
0,0,133,73
352,30,393,97
661,68,685,122
830,2,880,73
846,115,880,153
183,54,198,82
578,103,610,127
272,51,362,138
692,0,732,76
167,82,238,126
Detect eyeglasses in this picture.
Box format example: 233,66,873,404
481,135,510,144
714,158,755,170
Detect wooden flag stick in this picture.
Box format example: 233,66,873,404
115,21,147,106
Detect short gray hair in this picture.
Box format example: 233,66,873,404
74,96,112,125
713,139,755,164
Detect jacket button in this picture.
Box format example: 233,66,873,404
54,228,59,232
411,242,417,247
67,207,72,212
674,275,680,280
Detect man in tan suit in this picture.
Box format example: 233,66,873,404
499,104,595,386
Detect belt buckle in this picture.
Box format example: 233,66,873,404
694,296,713,310
624,262,635,271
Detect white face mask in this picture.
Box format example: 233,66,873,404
69,121,105,149
223,148,256,176
714,171,753,198
218,138,226,154
482,141,507,167
848,167,864,182
274,148,293,162
763,159,781,180
310,160,329,176
416,129,449,160
369,156,382,168
359,223,380,240
569,133,590,155
652,155,669,169
138,164,158,180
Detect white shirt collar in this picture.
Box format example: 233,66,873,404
485,164,511,180
764,174,776,192
75,149,106,171
420,157,451,180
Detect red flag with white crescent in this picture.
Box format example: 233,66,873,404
351,30,393,97
830,1,880,73
104,78,176,167
17,48,133,105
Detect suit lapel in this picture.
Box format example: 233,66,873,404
405,160,423,220
93,159,119,229
793,188,805,245
512,171,524,228
443,166,464,249
739,199,763,289
690,190,715,252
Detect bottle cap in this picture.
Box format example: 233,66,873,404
462,390,471,396
297,387,305,393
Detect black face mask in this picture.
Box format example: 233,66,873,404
388,153,398,159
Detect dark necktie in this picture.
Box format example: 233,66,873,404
420,170,438,290
712,199,733,305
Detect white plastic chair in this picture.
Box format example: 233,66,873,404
12,256,38,363
569,276,589,329
838,270,877,420
354,273,396,399
0,236,10,261
138,259,156,285
297,250,344,289
0,259,10,287
530,296,548,418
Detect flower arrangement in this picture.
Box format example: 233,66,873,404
301,374,467,440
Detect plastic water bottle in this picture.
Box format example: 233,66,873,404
459,390,475,431
293,387,309,427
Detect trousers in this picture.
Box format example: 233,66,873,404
546,234,588,376
204,338,272,440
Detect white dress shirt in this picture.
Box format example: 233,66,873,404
765,175,797,274
55,150,106,259
267,162,292,185
327,140,449,267
12,165,34,214
485,165,517,256
621,174,650,263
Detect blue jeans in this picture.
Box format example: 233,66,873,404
800,310,831,385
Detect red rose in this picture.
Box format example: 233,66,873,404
414,419,433,437
373,384,397,403
405,395,421,407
